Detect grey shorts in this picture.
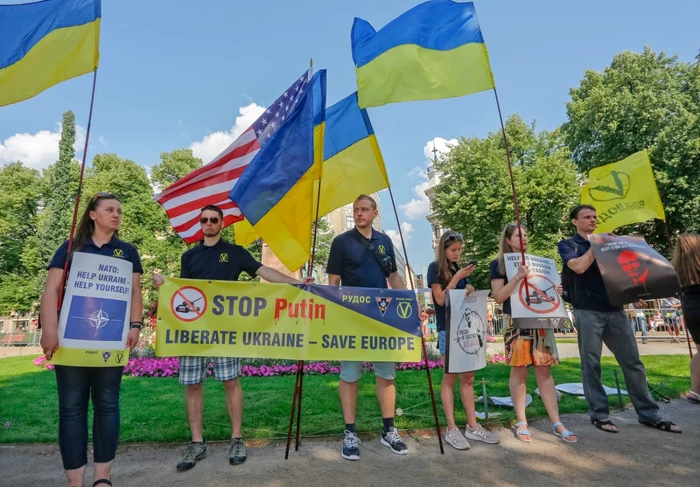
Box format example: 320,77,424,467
339,361,396,383
179,356,241,385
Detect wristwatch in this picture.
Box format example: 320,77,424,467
130,322,143,330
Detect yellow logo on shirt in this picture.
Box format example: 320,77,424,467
112,249,124,258
377,245,386,255
219,253,229,263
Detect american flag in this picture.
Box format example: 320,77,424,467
154,69,311,243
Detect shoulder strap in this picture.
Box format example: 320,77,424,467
349,229,391,277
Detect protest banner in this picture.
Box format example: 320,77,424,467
444,290,489,374
588,234,680,306
156,278,422,362
504,253,572,330
52,253,133,367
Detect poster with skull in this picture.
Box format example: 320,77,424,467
588,234,680,306
445,289,489,374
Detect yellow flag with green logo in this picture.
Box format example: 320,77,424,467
581,150,665,233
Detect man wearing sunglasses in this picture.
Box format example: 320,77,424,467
153,204,313,471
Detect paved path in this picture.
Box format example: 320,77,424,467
1,400,696,487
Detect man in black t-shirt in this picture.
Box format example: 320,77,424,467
559,205,680,434
154,205,313,471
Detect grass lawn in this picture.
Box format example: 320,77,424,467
0,354,690,444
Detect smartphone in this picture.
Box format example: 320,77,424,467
467,259,479,266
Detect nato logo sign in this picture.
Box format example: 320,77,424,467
64,296,127,341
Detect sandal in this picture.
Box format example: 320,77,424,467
93,480,112,487
591,418,618,433
551,421,578,443
513,421,532,442
638,419,682,434
683,391,700,404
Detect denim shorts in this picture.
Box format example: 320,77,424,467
339,361,396,383
438,330,447,356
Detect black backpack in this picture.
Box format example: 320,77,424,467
560,239,579,305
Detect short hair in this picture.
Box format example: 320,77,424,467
201,204,224,219
355,194,377,210
569,204,596,220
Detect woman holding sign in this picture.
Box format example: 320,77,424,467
672,234,700,404
428,231,499,450
490,224,577,443
40,193,143,487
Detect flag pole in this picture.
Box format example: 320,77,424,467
285,59,320,459
493,88,530,302
55,68,99,315
388,187,444,454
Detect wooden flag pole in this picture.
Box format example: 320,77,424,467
493,88,531,303
55,68,99,315
388,187,444,454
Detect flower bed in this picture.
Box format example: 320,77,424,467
33,355,509,377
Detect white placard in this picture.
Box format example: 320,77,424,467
54,252,133,364
504,253,572,329
445,289,489,374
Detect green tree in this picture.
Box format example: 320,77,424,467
432,115,579,288
36,110,79,265
0,162,44,314
150,149,203,190
0,163,42,274
563,47,700,253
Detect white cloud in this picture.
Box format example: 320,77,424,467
98,136,107,146
189,103,266,163
400,180,431,220
399,137,458,221
0,123,86,169
407,165,428,179
385,222,415,250
423,137,457,161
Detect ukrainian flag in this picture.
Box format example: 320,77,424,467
0,0,101,108
352,0,494,108
233,92,390,257
314,91,389,216
229,70,327,272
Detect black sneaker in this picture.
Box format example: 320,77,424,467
341,430,361,461
176,441,207,471
380,427,408,455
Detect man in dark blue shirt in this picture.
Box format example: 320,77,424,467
559,204,680,434
154,205,313,471
326,194,408,461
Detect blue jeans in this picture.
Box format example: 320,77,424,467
573,310,660,423
55,365,124,470
634,316,648,337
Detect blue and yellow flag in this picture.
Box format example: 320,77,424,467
0,0,101,107
229,70,327,271
315,92,389,216
351,0,494,108
233,92,391,255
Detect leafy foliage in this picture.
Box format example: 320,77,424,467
432,115,579,288
563,47,700,253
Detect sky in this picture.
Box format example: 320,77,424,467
1,0,699,276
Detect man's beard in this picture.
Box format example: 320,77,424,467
203,228,221,238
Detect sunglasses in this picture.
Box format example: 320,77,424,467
200,217,220,224
444,233,463,247
91,192,119,201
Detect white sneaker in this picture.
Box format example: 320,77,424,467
445,427,471,450
464,423,500,444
